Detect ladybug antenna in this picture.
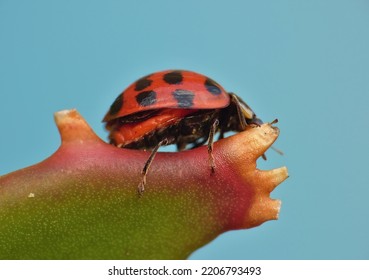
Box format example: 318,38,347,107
271,146,284,156
266,118,284,157
270,118,278,125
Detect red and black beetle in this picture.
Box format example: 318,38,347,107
103,70,268,194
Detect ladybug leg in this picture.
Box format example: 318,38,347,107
138,138,169,195
176,141,187,151
207,119,219,173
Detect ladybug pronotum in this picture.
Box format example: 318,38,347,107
103,70,269,194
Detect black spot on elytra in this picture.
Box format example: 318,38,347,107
136,90,157,106
109,94,123,115
172,89,195,108
205,78,222,95
163,71,183,85
135,76,152,91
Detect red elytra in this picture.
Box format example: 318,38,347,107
103,70,230,122
103,70,265,194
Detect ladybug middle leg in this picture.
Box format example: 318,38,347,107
207,119,219,173
138,138,170,195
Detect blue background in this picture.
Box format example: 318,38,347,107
1,0,368,259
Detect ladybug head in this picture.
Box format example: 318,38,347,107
229,93,263,126
247,115,263,126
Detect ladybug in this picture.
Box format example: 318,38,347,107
103,70,266,194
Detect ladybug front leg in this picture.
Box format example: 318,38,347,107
207,119,219,173
138,138,169,195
